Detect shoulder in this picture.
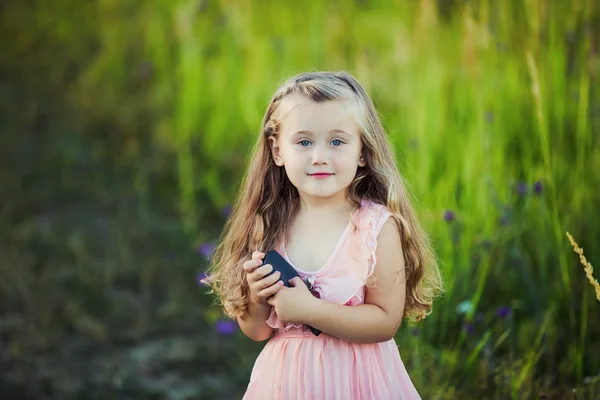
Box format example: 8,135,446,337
378,217,400,241
362,199,403,263
348,198,403,281
377,209,402,257
373,216,406,285
357,198,390,218
357,199,394,235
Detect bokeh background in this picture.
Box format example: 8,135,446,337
1,0,599,399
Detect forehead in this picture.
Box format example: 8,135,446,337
277,93,359,135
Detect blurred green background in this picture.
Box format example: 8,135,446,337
1,0,599,399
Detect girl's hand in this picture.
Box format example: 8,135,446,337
244,251,284,304
267,276,318,324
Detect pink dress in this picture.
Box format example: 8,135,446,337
242,199,421,400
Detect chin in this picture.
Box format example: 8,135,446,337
299,187,347,200
290,178,353,201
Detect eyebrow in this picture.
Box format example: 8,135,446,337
291,129,351,136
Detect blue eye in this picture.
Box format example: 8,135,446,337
299,140,311,146
331,139,343,146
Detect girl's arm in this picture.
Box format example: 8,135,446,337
237,298,274,341
302,219,407,344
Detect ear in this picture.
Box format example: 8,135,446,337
269,136,284,167
358,154,367,167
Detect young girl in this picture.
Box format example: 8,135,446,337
205,71,444,399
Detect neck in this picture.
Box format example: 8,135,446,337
297,192,355,217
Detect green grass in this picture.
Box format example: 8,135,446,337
1,0,599,398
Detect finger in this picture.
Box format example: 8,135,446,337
252,251,265,260
252,263,273,279
288,276,304,287
248,267,277,291
259,280,284,298
266,296,275,306
243,258,264,274
253,278,285,300
259,270,281,288
249,270,280,292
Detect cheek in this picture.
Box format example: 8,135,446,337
281,151,305,177
284,152,304,168
335,152,360,169
284,148,307,165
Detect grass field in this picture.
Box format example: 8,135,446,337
0,0,599,398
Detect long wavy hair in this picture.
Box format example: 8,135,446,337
204,71,444,324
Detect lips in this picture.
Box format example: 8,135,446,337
308,172,334,180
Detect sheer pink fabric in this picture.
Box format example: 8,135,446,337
243,199,421,400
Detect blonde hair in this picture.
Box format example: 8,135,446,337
205,71,444,323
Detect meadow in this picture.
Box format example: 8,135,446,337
0,0,599,398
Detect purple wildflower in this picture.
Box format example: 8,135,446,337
464,322,475,335
222,205,232,218
476,312,485,323
197,242,215,259
411,328,420,337
443,210,455,222
516,181,528,196
485,111,494,124
496,306,512,319
533,181,543,195
215,319,238,335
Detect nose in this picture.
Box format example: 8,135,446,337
311,145,329,165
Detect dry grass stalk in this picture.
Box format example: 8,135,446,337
566,232,600,301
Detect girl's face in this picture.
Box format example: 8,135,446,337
270,93,366,202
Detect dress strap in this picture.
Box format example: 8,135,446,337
355,199,394,281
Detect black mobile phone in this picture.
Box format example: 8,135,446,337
262,250,321,336
263,250,300,288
